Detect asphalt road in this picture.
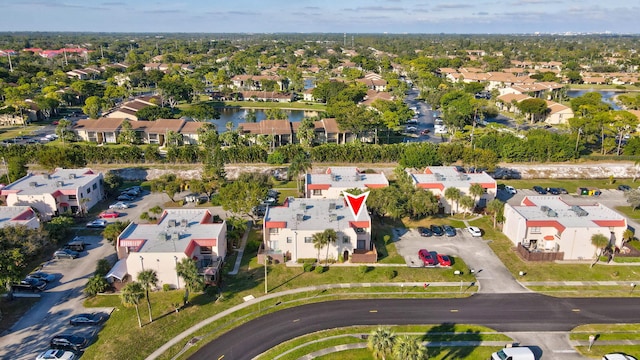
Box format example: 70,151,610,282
190,294,640,360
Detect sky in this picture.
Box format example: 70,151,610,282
0,0,638,34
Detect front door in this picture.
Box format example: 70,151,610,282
357,240,366,250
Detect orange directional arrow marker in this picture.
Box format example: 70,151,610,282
343,191,369,219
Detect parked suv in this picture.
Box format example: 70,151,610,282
53,249,79,259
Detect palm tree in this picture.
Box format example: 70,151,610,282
175,257,203,304
590,233,610,267
444,187,461,215
486,199,505,229
367,326,395,360
323,229,337,265
469,183,485,206
459,195,475,218
392,335,427,360
288,153,312,195
137,269,158,323
121,281,145,328
312,231,326,263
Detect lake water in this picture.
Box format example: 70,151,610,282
210,108,317,132
566,89,621,110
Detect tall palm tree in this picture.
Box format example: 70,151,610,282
312,231,326,263
444,187,462,215
121,281,145,328
459,195,475,218
367,326,395,360
392,335,427,360
590,233,610,267
469,183,485,206
137,269,158,323
288,153,312,195
486,199,505,229
323,229,337,265
175,257,203,304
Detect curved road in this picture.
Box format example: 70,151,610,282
190,293,640,360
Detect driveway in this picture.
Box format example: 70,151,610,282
393,227,529,293
0,235,114,359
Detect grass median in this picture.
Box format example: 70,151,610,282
572,324,640,358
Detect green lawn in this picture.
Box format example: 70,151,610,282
615,206,640,220
316,346,502,360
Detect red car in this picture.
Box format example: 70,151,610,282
418,249,437,266
98,210,119,219
437,253,452,267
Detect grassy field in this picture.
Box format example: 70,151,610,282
571,324,640,358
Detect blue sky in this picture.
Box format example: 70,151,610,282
0,0,637,34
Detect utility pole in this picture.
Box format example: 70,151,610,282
7,52,13,72
100,45,104,59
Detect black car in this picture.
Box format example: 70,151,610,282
50,334,88,351
443,225,457,237
430,225,444,236
546,187,560,195
21,277,47,291
70,313,106,326
533,186,547,194
618,185,632,191
417,227,432,237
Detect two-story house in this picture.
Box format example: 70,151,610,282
305,167,389,199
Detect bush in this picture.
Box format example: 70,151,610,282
163,284,172,291
297,258,318,264
140,212,150,220
95,259,111,277
210,193,222,206
267,150,286,165
383,235,391,244
385,269,398,280
303,263,315,272
85,275,109,296
314,265,325,274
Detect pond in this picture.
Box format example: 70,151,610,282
209,108,319,132
566,89,622,110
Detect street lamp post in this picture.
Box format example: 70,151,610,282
139,256,144,271
174,256,180,289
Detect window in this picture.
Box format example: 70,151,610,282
343,236,350,244
304,237,312,243
530,227,541,234
269,228,279,235
87,188,91,194
92,183,97,190
286,237,292,244
269,241,278,250
200,246,212,254
355,228,364,234
313,189,322,196
68,195,77,200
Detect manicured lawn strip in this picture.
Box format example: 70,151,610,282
372,224,407,264
526,286,640,297
572,324,640,339
270,336,365,360
468,217,640,282
271,180,298,189
614,206,640,220
315,346,502,360
575,345,640,358
500,178,638,194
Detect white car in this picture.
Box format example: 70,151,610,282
109,201,130,209
504,185,517,194
467,226,482,237
36,349,77,360
603,354,637,360
406,126,418,132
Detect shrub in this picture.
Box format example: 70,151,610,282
385,269,398,280
314,265,325,274
297,258,318,264
140,212,150,220
267,150,286,165
85,275,109,296
303,263,314,272
383,235,391,244
95,259,111,277
210,194,222,206
337,253,344,263
162,284,172,291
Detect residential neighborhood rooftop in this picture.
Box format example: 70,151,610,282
306,167,389,189
119,209,225,253
0,168,99,195
512,196,626,228
0,206,38,228
265,197,370,231
410,166,496,189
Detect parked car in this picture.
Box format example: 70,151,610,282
467,226,482,237
11,281,43,292
53,249,79,259
436,253,452,267
261,197,277,206
252,205,266,217
36,349,77,360
117,194,135,201
618,185,632,191
86,219,107,228
69,313,106,326
602,354,637,360
533,186,547,194
430,225,444,236
420,129,430,136
407,118,418,124
109,201,130,210
443,225,456,237
21,278,46,290
123,186,143,194
491,347,535,360
26,271,56,283
406,126,418,132
267,189,280,198
557,187,568,194
504,185,517,194
418,249,437,266
64,240,86,252
50,334,88,351
99,210,120,219
418,226,432,237
546,187,560,195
